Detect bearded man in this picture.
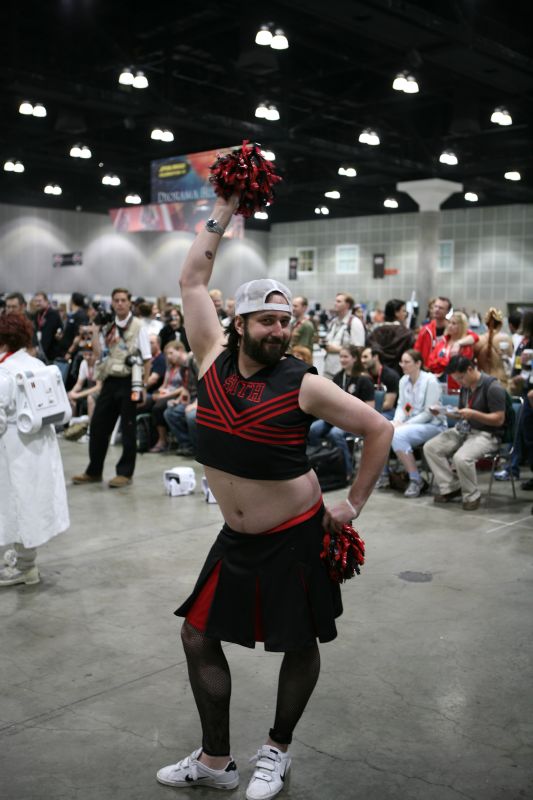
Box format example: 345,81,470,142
156,194,392,800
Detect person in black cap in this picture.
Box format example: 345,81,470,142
156,194,392,800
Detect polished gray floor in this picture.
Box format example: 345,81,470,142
2,440,533,800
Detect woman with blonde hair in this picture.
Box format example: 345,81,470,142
427,311,476,391
474,308,513,386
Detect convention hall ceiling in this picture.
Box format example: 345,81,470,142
1,0,532,226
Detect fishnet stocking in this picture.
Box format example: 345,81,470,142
269,642,321,745
181,621,232,756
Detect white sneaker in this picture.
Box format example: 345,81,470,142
375,473,389,489
246,745,291,800
404,479,424,498
0,565,40,586
156,748,239,790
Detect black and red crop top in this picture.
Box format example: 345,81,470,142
196,350,317,480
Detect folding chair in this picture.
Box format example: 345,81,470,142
486,397,524,504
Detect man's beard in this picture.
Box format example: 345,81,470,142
242,325,289,367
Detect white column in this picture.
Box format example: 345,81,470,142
397,179,462,319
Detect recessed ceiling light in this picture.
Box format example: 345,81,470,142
359,129,380,146
132,71,148,89
271,29,289,50
491,107,512,126
439,150,458,165
255,25,272,46
504,171,521,181
338,166,357,177
119,68,134,86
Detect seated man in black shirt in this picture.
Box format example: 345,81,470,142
361,345,399,419
424,356,506,510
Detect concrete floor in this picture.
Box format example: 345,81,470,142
1,439,533,800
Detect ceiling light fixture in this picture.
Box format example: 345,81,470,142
125,193,142,204
254,211,269,220
392,72,419,93
325,190,340,199
255,24,273,46
261,149,276,160
4,160,25,173
464,192,478,202
404,75,419,94
358,129,380,146
439,150,458,165
119,68,134,86
265,104,280,121
44,184,62,195
504,171,521,181
70,144,92,159
491,107,512,126
255,102,268,119
271,29,289,50
151,128,174,141
19,101,47,117
132,70,149,89
338,166,357,177
384,197,399,208
102,174,121,186
314,206,330,215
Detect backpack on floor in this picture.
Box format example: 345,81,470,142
136,413,156,453
307,442,348,492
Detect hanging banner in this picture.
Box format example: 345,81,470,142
151,146,236,204
109,202,244,237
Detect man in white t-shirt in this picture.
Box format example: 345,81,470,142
323,293,365,378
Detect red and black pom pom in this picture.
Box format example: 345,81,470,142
320,524,366,584
209,140,282,217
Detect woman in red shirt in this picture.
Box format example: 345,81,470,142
427,311,477,392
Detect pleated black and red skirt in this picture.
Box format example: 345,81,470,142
175,498,343,652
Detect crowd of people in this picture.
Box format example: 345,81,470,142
1,287,531,505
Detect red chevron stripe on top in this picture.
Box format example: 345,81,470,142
201,365,302,433
206,366,301,422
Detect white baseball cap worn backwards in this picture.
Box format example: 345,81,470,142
234,279,292,316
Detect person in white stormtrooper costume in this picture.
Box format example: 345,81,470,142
0,313,70,586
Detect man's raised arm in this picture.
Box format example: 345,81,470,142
179,194,239,368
